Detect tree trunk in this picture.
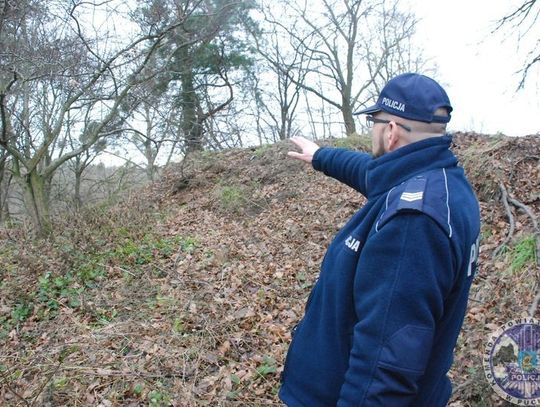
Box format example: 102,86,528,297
279,104,287,141
0,154,6,224
342,95,356,136
179,48,203,154
145,139,156,182
0,158,11,225
22,170,52,236
74,168,82,211
0,194,10,224
144,109,156,182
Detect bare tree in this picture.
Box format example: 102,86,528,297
282,0,427,136
67,131,106,211
495,0,540,89
248,5,308,142
0,0,190,235
204,102,248,150
133,0,256,155
115,78,181,182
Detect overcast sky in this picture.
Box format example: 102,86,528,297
408,0,539,136
98,1,539,165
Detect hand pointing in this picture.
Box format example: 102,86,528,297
287,136,320,164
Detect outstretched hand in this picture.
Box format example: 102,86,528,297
287,136,320,164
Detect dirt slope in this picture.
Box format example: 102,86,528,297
1,132,539,406
153,132,540,405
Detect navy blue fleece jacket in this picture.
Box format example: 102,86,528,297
279,135,480,406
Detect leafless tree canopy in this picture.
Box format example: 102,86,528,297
495,0,540,89
0,0,434,234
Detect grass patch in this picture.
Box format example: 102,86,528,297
214,180,268,216
0,202,188,332
254,144,272,157
510,235,538,273
332,133,372,151
217,185,247,212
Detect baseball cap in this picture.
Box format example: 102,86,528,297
354,73,452,123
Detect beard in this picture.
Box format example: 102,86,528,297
372,132,385,158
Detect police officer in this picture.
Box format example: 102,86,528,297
280,73,481,406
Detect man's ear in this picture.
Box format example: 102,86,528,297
386,122,401,152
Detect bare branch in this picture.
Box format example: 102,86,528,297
494,0,540,89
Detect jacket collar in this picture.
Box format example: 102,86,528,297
365,134,457,198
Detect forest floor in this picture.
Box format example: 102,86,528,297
1,132,539,406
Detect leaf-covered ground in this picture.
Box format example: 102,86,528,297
0,133,539,406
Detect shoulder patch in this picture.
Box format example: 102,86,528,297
397,176,426,210
375,169,453,237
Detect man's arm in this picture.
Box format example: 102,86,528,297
288,136,371,195
338,213,455,406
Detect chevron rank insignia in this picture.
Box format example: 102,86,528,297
400,191,424,202
397,176,427,211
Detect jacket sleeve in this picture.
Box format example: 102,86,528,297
312,147,371,196
337,213,455,406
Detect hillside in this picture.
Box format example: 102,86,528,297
1,133,539,406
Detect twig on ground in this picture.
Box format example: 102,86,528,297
452,377,475,395
507,195,539,231
97,263,137,277
508,155,539,184
499,187,540,317
0,368,31,407
493,183,515,260
506,190,540,269
529,287,540,317
33,365,187,379
30,358,63,407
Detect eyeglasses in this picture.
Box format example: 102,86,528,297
365,116,411,132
